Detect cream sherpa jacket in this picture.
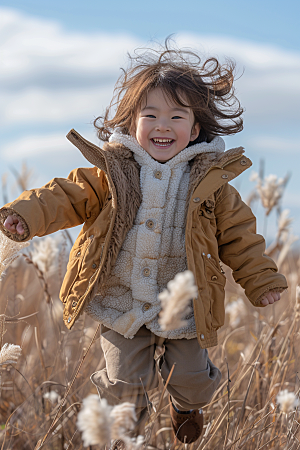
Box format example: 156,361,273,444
85,131,225,339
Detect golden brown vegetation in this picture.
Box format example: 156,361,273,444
0,167,299,450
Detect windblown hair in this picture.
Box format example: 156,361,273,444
94,39,244,144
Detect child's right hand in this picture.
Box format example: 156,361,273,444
3,215,25,235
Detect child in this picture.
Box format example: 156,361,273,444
0,43,287,444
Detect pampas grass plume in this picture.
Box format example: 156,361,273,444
250,172,289,216
158,270,197,331
0,232,29,280
31,236,59,273
77,395,113,447
225,298,247,327
0,343,22,365
111,402,137,438
77,396,142,448
276,389,300,413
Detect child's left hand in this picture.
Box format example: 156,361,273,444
260,292,281,306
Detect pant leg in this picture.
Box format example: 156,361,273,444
90,325,159,415
159,337,221,411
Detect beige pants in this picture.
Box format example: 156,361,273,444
91,325,221,415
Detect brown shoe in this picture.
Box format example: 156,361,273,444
170,402,203,444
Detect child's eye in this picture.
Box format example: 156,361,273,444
172,116,182,119
145,115,156,118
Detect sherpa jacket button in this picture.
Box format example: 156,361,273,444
211,275,218,281
154,170,162,179
200,334,205,340
67,316,72,323
240,159,247,165
193,197,200,203
146,219,155,230
143,303,151,311
222,174,228,179
143,268,151,277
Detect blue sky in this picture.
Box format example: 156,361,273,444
1,0,299,51
0,0,299,243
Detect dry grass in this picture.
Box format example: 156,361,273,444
0,169,299,449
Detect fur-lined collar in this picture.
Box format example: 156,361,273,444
108,129,225,169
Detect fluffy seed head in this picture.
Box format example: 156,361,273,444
276,389,300,414
0,232,29,280
31,236,59,273
225,298,247,327
158,270,197,331
250,172,289,216
0,343,22,365
77,396,113,446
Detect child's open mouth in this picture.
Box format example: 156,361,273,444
151,138,174,148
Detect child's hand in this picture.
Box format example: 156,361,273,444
3,215,24,235
260,292,281,306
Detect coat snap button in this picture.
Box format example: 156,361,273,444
240,159,247,165
143,268,151,277
211,275,218,281
221,174,228,179
193,197,201,203
72,301,77,308
89,235,94,239
143,303,151,311
76,251,81,257
92,263,97,269
200,334,205,340
108,193,112,199
145,219,155,230
154,170,162,179
67,316,72,323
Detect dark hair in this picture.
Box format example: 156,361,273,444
94,39,244,144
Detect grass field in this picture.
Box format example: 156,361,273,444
0,169,299,449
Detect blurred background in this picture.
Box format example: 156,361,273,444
0,0,299,243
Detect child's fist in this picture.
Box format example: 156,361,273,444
3,215,24,235
260,292,281,306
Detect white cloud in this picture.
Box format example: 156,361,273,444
0,8,141,84
177,34,300,69
249,136,300,154
0,7,299,238
1,85,114,124
1,133,74,159
0,8,300,130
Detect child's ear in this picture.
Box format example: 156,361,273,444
191,123,201,141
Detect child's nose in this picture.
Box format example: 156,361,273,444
155,120,171,132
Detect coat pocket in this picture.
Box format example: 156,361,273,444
60,238,92,302
198,200,217,238
204,257,226,330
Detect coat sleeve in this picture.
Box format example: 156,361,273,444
0,167,108,241
215,183,288,306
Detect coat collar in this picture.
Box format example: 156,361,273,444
108,129,225,169
66,129,250,197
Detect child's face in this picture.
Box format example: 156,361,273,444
131,88,200,162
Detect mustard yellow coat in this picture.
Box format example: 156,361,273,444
0,130,287,348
